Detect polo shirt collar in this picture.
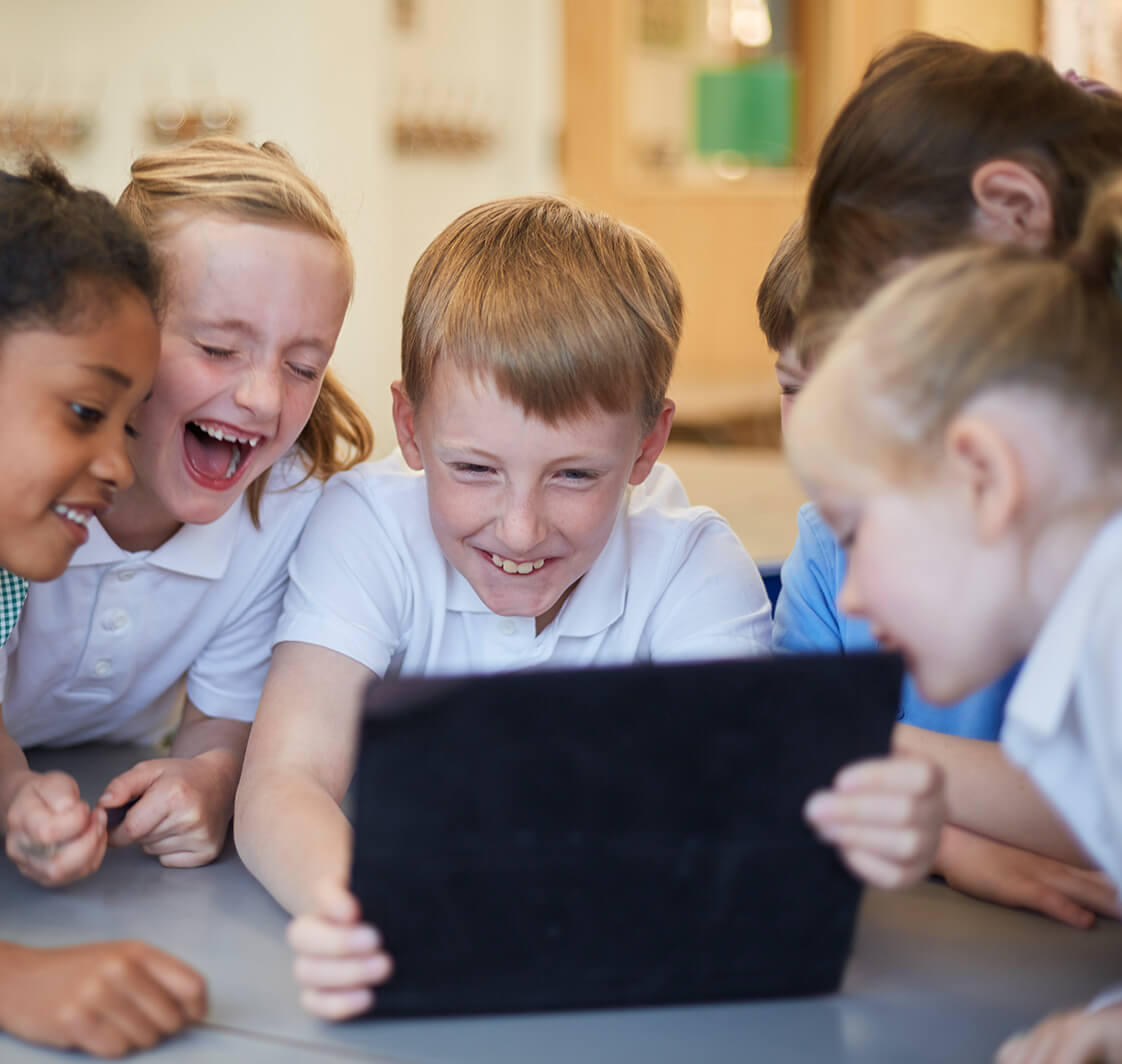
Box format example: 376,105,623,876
444,494,630,638
1006,508,1122,737
69,500,243,580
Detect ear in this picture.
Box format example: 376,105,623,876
970,160,1054,251
628,400,675,486
390,380,425,470
944,413,1024,542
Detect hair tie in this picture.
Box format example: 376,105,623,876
1063,68,1122,100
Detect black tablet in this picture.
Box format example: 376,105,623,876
351,652,902,1018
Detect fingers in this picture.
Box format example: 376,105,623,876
99,762,163,814
8,772,90,847
288,883,392,1021
135,945,209,1023
805,755,945,890
8,808,108,887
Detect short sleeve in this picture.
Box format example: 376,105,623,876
275,473,413,678
645,514,773,663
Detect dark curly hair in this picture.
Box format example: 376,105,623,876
0,157,160,338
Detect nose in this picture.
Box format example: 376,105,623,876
90,430,136,495
495,487,548,557
234,362,284,422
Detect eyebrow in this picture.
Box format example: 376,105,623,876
83,364,133,388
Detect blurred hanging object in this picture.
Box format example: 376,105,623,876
147,98,242,143
1044,0,1122,88
707,0,772,49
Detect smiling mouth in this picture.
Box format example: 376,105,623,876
51,503,93,528
490,553,546,575
184,421,262,483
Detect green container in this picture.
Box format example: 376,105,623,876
694,59,796,166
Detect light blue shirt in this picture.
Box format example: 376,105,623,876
772,502,1016,738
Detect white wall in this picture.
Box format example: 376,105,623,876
0,0,560,454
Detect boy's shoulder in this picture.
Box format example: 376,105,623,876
322,452,423,506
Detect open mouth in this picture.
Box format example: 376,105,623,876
183,421,262,486
489,553,545,575
52,503,93,528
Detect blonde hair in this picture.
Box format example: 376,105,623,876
118,137,373,523
401,196,682,433
813,175,1122,469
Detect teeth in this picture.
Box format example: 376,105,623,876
52,504,91,527
490,553,545,574
193,422,261,447
224,445,241,478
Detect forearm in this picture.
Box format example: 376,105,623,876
0,714,33,825
234,767,353,915
169,705,250,811
893,723,1091,865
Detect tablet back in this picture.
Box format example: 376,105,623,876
352,652,902,1017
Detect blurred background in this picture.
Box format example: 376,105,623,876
0,1,1102,565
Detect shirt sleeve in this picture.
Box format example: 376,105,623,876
645,513,774,663
772,502,845,653
275,474,413,679
184,484,319,722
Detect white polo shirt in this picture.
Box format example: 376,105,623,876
1001,508,1122,891
0,454,322,747
276,456,773,678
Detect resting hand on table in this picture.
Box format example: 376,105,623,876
99,754,235,868
4,770,108,886
935,824,1120,929
997,1001,1122,1064
287,878,394,1020
0,939,207,1058
804,754,945,889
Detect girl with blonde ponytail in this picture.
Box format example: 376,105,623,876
1,137,373,881
786,174,1122,1064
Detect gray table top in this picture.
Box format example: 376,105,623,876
1,744,1119,1062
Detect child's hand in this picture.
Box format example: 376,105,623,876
804,754,945,889
99,755,235,867
936,824,1120,929
4,771,108,886
997,1001,1122,1064
287,878,394,1020
0,939,206,1057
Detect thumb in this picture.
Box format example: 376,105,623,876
35,771,83,813
98,761,163,809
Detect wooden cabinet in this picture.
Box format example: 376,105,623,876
562,0,1039,432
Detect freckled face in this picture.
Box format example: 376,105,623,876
0,291,158,581
395,364,666,629
110,214,350,547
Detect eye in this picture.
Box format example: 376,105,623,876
124,423,140,440
558,469,598,482
70,402,104,428
452,462,494,476
288,363,320,382
199,344,234,359
779,383,801,397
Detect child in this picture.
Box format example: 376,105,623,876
235,195,943,1019
0,137,372,884
785,178,1122,1064
0,160,206,1056
776,34,1122,927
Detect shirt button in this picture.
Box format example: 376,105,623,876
499,620,516,636
117,570,136,582
101,609,128,631
93,659,112,678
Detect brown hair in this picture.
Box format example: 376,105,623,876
801,33,1122,368
756,215,807,352
401,196,682,433
800,174,1122,471
119,137,373,524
